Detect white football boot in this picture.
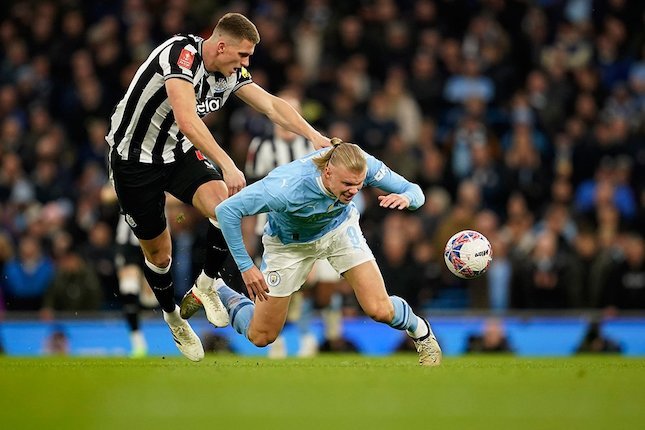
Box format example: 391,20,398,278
413,318,442,367
163,306,204,362
180,279,229,328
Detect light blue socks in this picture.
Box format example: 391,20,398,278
389,296,430,339
217,285,254,337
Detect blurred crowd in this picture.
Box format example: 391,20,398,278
0,0,644,319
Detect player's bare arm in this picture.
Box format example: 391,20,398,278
166,78,246,196
236,83,331,150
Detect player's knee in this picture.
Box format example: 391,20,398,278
365,301,394,323
248,330,279,347
147,254,171,269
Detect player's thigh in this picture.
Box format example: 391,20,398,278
342,260,392,320
192,180,228,219
248,295,291,340
111,158,168,241
166,148,224,217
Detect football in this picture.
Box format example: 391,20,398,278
444,230,493,279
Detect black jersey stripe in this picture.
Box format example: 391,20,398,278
128,85,169,161
152,111,176,164
112,63,158,149
111,38,177,147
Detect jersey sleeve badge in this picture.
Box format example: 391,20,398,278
177,48,195,70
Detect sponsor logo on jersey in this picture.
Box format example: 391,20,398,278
196,97,222,115
195,149,206,161
240,67,251,78
177,48,195,70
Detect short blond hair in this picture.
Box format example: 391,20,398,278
215,13,260,44
312,138,366,173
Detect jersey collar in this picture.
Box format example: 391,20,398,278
316,175,336,199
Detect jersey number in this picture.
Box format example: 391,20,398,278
347,226,361,248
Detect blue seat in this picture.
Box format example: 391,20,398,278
601,318,645,356
505,318,588,356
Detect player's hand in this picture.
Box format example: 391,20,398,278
378,194,410,210
222,166,246,196
241,266,270,302
311,133,332,150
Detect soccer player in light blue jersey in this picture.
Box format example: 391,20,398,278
181,138,441,365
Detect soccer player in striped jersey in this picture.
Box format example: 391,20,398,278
106,13,329,361
183,139,442,366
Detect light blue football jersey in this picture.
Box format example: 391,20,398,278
216,148,425,272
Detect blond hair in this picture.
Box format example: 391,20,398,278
312,138,366,173
215,13,260,44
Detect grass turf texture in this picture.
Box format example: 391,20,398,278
1,354,643,430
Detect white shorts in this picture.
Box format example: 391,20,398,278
261,208,374,297
310,259,341,283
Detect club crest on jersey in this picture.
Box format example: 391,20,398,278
212,77,229,92
266,271,281,287
177,48,195,70
125,214,138,228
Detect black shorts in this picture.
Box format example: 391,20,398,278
110,148,222,240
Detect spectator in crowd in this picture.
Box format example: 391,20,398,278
0,230,14,316
2,234,54,311
41,250,102,315
466,318,513,353
43,326,70,356
603,232,645,310
569,226,615,308
576,320,622,354
511,229,578,309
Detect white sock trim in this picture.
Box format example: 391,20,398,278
144,257,171,274
208,218,220,228
408,316,430,339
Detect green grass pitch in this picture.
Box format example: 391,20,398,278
1,353,643,430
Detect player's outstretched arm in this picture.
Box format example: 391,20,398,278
364,154,425,210
236,83,331,149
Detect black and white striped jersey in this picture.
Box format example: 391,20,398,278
244,135,314,182
106,34,252,164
